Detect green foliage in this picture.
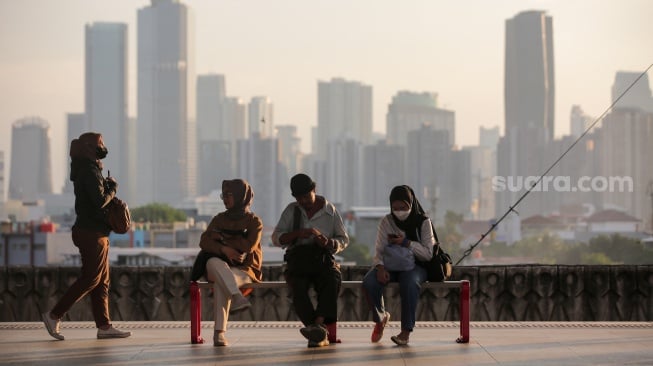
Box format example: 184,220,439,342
481,232,653,265
340,236,372,266
435,210,465,263
131,203,187,223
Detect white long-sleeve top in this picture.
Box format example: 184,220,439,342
372,214,435,267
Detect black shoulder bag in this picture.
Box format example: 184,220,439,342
417,221,453,282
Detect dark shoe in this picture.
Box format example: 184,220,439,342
307,338,330,348
391,334,409,346
371,312,390,342
97,326,131,339
42,312,64,341
300,323,328,342
214,330,228,346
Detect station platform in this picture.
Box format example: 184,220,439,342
0,321,651,365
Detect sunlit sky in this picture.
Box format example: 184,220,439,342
1,0,652,193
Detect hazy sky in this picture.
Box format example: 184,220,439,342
1,0,652,193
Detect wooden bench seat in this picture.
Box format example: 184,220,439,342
190,280,470,344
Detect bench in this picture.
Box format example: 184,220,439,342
190,280,470,344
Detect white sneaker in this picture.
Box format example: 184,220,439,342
42,312,64,340
230,293,251,313
97,326,132,339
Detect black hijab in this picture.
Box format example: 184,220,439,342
389,185,428,241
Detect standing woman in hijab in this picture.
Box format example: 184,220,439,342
197,179,263,346
362,185,435,346
42,132,131,340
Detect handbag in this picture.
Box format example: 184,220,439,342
416,221,453,281
383,244,416,271
418,245,453,282
105,197,131,234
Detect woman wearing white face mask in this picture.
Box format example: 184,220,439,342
362,185,435,346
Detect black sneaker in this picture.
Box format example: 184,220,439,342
300,323,328,342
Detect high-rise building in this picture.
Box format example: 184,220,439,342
405,124,451,223
85,22,128,186
479,126,500,151
198,140,233,195
386,91,455,147
137,0,195,205
276,125,302,176
325,138,363,211
599,108,653,226
499,10,555,218
9,118,52,201
612,71,653,112
316,78,372,158
362,141,405,206
64,113,86,194
196,74,226,141
570,105,592,139
236,134,285,228
221,97,247,140
249,96,274,138
505,10,555,144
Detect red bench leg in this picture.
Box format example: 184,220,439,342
456,280,470,343
190,281,204,344
326,322,341,343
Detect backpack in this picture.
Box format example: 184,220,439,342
105,197,131,234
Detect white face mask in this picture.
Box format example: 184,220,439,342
393,210,410,221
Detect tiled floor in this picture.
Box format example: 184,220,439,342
0,321,651,365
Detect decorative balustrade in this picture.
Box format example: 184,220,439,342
1,265,651,322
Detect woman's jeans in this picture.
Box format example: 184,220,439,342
362,265,427,332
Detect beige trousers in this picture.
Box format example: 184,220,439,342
205,257,252,331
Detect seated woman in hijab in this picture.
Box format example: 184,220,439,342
196,179,263,347
362,185,435,346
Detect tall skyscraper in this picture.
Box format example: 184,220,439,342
316,78,372,158
499,10,555,218
137,0,195,205
236,134,285,228
85,22,128,186
196,74,226,141
64,113,86,194
362,141,405,206
196,74,228,196
505,10,555,144
249,96,274,138
612,71,653,112
221,97,247,140
276,125,302,176
570,105,592,138
325,138,363,211
386,91,455,147
9,118,52,201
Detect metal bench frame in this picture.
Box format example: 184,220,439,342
190,279,470,344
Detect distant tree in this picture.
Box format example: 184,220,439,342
131,203,187,223
436,210,465,261
340,236,372,266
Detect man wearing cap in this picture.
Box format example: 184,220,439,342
272,173,349,348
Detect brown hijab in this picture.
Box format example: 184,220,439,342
222,179,254,219
70,132,105,165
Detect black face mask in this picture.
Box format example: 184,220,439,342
96,146,108,159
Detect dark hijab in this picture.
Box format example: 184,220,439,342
389,185,427,241
222,179,254,219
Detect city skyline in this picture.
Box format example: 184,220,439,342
1,1,652,193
